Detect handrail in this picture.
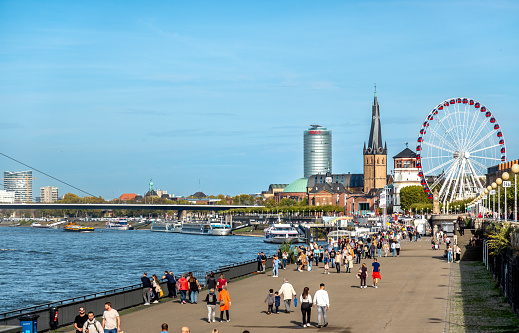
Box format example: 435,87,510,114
0,256,271,320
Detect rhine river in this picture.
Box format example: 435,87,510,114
0,227,278,313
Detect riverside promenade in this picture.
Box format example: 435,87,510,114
64,239,450,333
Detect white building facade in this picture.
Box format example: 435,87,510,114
392,148,421,213
0,190,15,203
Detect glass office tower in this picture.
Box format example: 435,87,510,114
304,125,332,178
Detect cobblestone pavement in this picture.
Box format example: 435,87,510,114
447,261,519,333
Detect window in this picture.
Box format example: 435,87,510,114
341,175,344,184
319,175,323,183
359,203,370,211
397,161,402,168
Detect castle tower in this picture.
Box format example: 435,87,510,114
363,86,387,193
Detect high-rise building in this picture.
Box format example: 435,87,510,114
3,171,33,203
363,88,387,193
304,125,332,178
40,186,59,203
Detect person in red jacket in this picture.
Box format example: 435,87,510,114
178,274,189,304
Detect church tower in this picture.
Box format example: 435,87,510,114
363,85,387,193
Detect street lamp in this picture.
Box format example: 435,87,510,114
503,172,510,222
512,164,519,223
492,182,497,220
484,189,489,215
496,177,502,220
487,186,492,217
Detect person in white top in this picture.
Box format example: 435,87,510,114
299,287,312,327
313,283,329,328
278,279,297,313
102,302,120,333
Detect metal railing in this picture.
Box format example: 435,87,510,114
0,256,273,331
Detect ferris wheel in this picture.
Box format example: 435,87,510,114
417,97,506,204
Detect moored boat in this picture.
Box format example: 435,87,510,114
210,223,232,236
106,218,130,230
263,224,301,243
64,223,94,232
151,221,182,233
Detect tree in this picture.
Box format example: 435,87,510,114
400,186,430,212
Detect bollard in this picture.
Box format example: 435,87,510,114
49,306,59,329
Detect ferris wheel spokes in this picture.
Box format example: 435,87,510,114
422,141,455,154
469,144,501,155
427,127,458,151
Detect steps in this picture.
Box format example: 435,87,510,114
457,229,482,261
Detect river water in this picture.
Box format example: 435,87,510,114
0,227,278,313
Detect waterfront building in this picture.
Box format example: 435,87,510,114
40,186,59,203
3,171,33,203
391,148,421,213
307,172,364,192
262,184,289,199
363,89,387,193
275,178,308,203
0,190,15,203
304,125,332,178
308,171,347,206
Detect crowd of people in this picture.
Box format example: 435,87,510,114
74,302,120,333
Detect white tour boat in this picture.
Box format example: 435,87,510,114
179,222,232,236
263,224,301,243
106,218,131,230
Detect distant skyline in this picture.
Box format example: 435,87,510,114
1,1,518,199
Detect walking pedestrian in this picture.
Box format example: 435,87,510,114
390,241,396,257
313,283,329,328
217,273,227,292
218,285,231,322
278,278,297,313
102,302,120,333
74,307,88,333
162,271,177,298
383,241,389,257
300,287,312,327
264,289,275,314
141,272,152,305
82,311,103,333
272,255,280,277
188,272,201,304
371,258,381,288
395,241,401,256
178,274,189,304
205,288,217,323
346,252,353,273
206,272,217,291
282,251,288,269
359,263,368,288
334,251,341,273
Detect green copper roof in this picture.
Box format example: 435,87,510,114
283,178,309,193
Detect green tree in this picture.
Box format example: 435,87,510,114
400,186,430,212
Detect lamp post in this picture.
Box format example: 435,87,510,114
492,182,497,220
512,164,519,223
496,178,502,220
503,172,510,222
487,186,492,217
484,189,489,215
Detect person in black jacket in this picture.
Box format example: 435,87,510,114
205,288,217,323
162,271,177,298
141,272,152,305
206,272,217,291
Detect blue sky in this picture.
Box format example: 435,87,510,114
1,1,518,199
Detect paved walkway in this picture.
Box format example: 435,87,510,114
65,239,451,333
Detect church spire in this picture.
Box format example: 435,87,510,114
364,84,386,155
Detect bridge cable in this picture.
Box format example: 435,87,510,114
0,152,97,198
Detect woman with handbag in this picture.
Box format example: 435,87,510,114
299,287,312,327
151,274,162,303
218,285,231,322
188,272,201,304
